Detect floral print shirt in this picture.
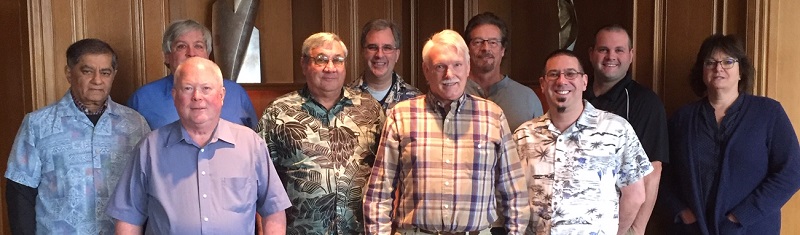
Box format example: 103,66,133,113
513,101,652,235
347,72,421,111
259,87,384,235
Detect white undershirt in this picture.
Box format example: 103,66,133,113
368,86,390,101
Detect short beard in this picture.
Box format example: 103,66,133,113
555,97,567,113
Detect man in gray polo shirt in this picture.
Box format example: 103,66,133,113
464,12,543,130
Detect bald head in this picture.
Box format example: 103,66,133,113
172,57,226,130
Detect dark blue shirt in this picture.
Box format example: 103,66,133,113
127,74,258,130
696,93,744,226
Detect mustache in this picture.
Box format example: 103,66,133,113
476,52,494,59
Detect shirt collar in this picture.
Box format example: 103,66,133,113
701,92,746,115
586,73,633,101
70,90,108,116
545,100,600,134
166,119,235,148
425,92,467,115
465,75,510,97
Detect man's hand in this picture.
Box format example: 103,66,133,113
727,213,739,224
680,209,696,224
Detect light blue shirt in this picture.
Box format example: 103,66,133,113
127,74,258,130
106,120,291,235
5,92,150,235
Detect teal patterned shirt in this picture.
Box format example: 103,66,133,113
259,87,384,235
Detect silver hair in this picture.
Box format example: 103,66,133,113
162,19,213,54
421,29,469,64
301,32,348,58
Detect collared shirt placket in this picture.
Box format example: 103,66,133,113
440,105,457,229
197,141,216,234
550,127,565,233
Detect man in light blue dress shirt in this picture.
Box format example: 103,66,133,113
107,57,290,235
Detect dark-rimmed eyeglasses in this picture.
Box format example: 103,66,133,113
544,70,584,81
364,44,397,54
703,59,738,69
470,38,501,48
307,54,346,67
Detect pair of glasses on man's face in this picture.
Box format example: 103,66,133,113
470,38,501,48
308,54,346,67
364,44,397,54
703,58,738,69
544,70,585,81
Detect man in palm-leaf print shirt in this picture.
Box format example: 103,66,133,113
258,32,384,235
515,50,652,235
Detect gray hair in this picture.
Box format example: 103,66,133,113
421,29,469,64
360,19,400,48
162,19,213,54
301,32,348,58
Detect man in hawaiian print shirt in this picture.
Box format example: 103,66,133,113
514,49,652,235
348,19,421,111
5,38,150,234
259,32,385,235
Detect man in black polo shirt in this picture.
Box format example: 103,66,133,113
585,24,669,235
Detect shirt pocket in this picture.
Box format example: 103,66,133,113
221,177,255,213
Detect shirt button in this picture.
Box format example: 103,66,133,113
445,159,450,164
443,204,449,209
204,217,209,221
203,194,207,198
201,171,206,175
444,181,450,186
200,148,205,152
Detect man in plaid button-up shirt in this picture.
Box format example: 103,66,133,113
364,29,530,235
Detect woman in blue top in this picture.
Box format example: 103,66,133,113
663,34,800,235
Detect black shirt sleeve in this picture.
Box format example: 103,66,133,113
6,180,37,235
629,89,670,163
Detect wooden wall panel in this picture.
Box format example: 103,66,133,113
257,0,294,84
763,1,800,231
661,0,715,115
633,0,660,94
509,0,559,86
291,0,322,84
0,1,29,233
141,1,170,85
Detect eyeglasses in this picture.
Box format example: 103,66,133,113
544,70,584,81
365,44,397,54
470,38,501,48
307,54,346,67
703,58,738,69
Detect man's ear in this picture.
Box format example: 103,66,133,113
64,65,73,85
539,77,546,91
